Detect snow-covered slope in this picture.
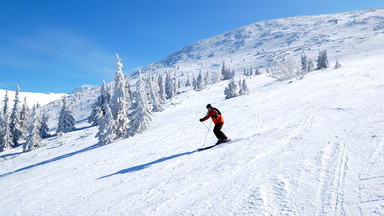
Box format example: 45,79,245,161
0,89,66,107
0,49,383,215
138,8,384,77
1,8,384,215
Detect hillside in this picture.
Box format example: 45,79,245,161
1,8,384,215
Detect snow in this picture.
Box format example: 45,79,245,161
1,8,384,216
0,89,66,107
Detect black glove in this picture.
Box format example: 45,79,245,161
199,118,204,122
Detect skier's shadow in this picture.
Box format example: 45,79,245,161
98,150,198,179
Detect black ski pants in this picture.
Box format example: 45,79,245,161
213,122,228,140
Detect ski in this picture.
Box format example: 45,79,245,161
198,139,231,151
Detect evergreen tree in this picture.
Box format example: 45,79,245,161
96,104,114,145
127,72,152,137
89,80,111,126
23,105,42,152
185,75,191,87
39,109,50,138
158,73,166,102
335,60,341,69
192,73,197,90
239,79,250,95
0,91,13,151
111,53,129,138
3,89,9,115
255,67,261,75
316,50,330,70
0,111,12,152
224,78,239,99
195,70,205,91
165,72,174,99
57,97,76,133
148,75,163,112
10,85,22,146
19,97,30,139
204,71,209,85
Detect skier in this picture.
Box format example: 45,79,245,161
199,104,230,144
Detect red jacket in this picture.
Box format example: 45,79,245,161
202,107,224,124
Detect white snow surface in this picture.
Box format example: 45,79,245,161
0,89,66,107
1,51,384,215
1,8,384,215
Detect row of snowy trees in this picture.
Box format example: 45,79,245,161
0,86,50,152
90,54,155,145
268,49,341,81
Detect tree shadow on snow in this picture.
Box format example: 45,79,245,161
0,143,100,179
98,150,198,179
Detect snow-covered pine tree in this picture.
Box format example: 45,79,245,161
89,80,111,126
195,70,205,91
148,75,163,112
224,78,239,99
96,104,114,145
0,92,13,151
301,52,310,74
316,50,330,70
165,71,174,99
239,79,250,95
57,97,76,133
255,67,261,75
3,89,9,115
111,53,129,138
192,73,197,90
23,105,42,152
19,97,30,139
204,71,209,85
127,71,152,137
335,60,341,69
39,109,50,138
0,112,11,152
10,85,22,146
185,75,191,87
158,73,166,102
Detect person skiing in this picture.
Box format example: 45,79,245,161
200,104,230,144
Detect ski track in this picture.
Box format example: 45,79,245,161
359,137,384,215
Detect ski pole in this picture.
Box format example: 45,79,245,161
202,121,212,147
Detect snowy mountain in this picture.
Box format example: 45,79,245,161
1,8,384,215
0,89,66,107
137,8,384,77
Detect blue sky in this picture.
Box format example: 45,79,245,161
0,0,383,93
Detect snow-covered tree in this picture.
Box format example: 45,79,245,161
192,73,197,90
3,89,9,115
57,97,76,133
148,75,164,112
316,50,330,70
19,97,30,139
221,61,235,80
239,79,250,95
195,71,206,91
0,91,12,151
111,53,129,138
10,85,22,146
89,80,111,126
204,71,209,85
39,109,50,138
0,111,13,152
23,106,42,152
224,78,239,99
185,75,191,87
158,73,166,102
127,72,152,137
96,104,114,145
269,58,301,81
255,67,261,76
165,72,174,99
335,60,341,69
